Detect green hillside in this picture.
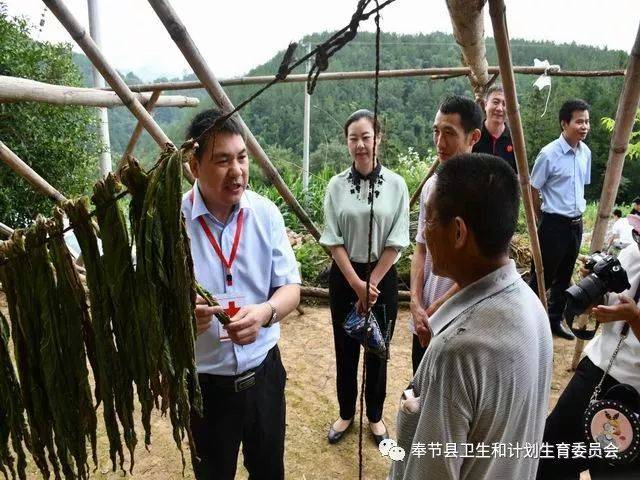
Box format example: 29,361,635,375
76,31,637,202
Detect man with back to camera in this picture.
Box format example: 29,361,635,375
183,109,301,480
391,153,553,480
409,95,482,373
529,99,592,340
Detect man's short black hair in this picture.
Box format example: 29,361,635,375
433,153,520,257
633,197,640,205
613,208,623,218
185,109,246,159
438,95,483,133
558,99,590,126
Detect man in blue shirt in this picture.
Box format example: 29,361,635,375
182,109,301,479
529,99,592,339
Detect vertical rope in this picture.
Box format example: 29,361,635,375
358,2,381,478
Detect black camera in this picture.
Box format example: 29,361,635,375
564,253,630,340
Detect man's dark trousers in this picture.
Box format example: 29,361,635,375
529,212,583,325
191,346,286,480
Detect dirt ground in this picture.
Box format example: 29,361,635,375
2,296,584,479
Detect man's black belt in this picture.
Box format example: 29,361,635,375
542,212,583,225
198,346,276,393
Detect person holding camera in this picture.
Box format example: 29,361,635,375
536,214,640,479
529,99,592,340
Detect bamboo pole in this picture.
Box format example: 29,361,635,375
147,0,321,240
590,25,640,253
117,90,162,172
488,0,547,310
0,141,67,203
301,285,411,302
446,0,489,101
409,160,439,208
112,66,625,93
0,221,13,239
572,22,640,369
0,75,199,107
42,0,194,183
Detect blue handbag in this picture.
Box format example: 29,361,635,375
343,306,387,358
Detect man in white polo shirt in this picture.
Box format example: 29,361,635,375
182,109,301,480
409,95,482,373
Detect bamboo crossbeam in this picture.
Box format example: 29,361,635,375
571,22,640,369
117,90,162,172
409,160,439,208
446,0,490,101
489,0,548,310
301,285,411,302
112,67,625,93
148,0,322,241
0,75,199,108
42,0,195,184
0,140,67,204
0,221,13,239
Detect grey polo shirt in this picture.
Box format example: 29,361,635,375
391,260,553,480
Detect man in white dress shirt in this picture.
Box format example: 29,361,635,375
182,109,301,480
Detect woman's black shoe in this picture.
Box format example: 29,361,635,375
371,422,389,446
328,418,353,444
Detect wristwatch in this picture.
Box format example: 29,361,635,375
264,301,277,328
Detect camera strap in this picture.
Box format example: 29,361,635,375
589,283,640,404
581,283,640,465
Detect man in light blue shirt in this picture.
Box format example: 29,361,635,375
182,109,300,480
529,99,592,339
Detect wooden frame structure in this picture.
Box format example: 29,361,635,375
0,0,638,324
0,75,199,107
107,66,625,93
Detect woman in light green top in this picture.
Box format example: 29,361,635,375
320,109,410,447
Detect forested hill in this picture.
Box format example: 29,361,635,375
78,31,637,202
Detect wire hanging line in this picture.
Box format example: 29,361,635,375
359,1,382,477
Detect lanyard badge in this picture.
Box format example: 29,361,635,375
190,189,244,286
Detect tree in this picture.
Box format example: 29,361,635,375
0,3,102,227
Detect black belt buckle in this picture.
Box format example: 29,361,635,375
570,216,582,225
234,371,256,392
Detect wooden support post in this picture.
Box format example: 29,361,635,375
117,90,162,172
590,24,640,253
147,0,321,240
0,140,67,204
42,0,194,183
488,0,548,310
445,0,490,102
409,160,439,209
572,21,640,369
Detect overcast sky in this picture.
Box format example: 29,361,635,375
4,0,639,81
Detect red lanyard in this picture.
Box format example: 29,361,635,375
190,189,244,286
